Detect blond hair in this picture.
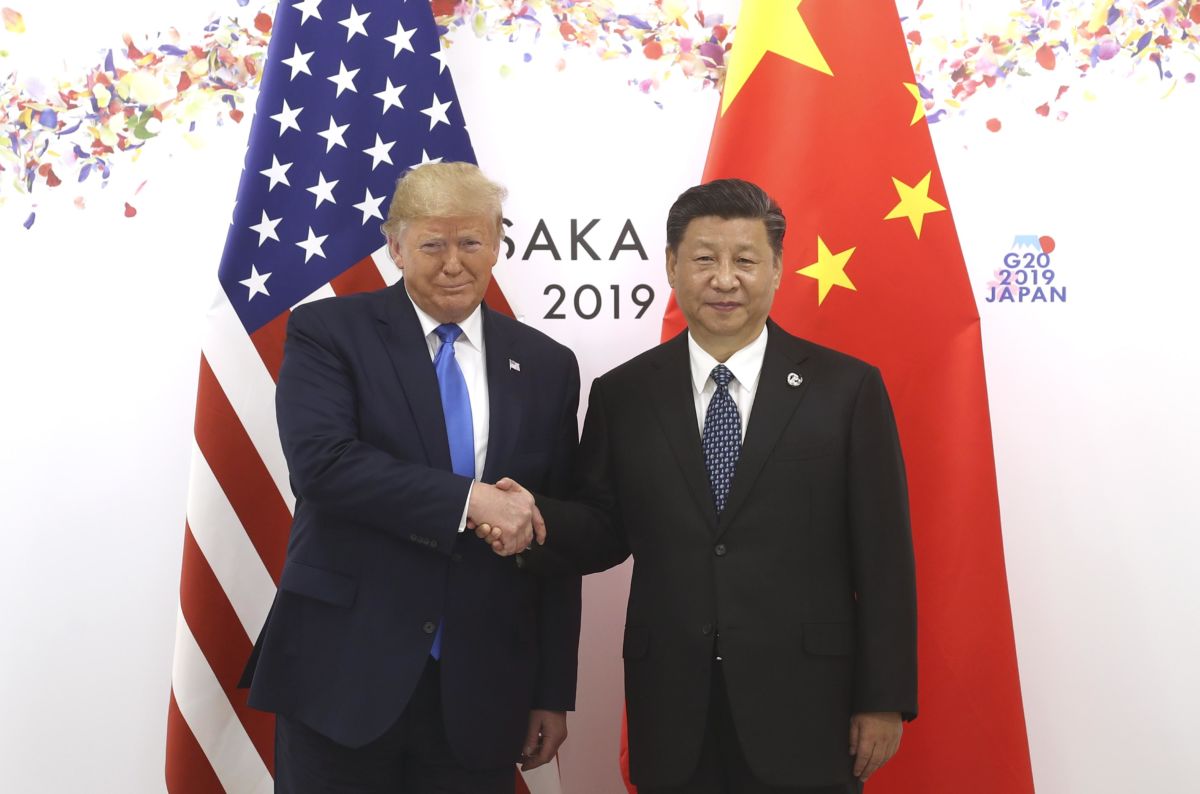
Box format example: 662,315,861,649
381,161,507,241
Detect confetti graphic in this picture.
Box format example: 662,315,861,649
3,7,26,34
3,1,1197,225
1,7,270,226
902,0,1200,128
431,0,732,93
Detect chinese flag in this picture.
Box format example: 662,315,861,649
654,1,1037,792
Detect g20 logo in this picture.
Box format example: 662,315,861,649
986,238,1067,304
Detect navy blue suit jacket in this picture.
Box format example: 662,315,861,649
242,280,582,769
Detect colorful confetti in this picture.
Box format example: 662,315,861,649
901,0,1199,128
1,7,269,217
2,7,24,34
431,1,731,94
5,0,1198,226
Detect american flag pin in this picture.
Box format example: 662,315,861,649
787,372,803,387
509,359,521,372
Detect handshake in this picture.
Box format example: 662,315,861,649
466,477,547,556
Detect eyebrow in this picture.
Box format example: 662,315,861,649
689,239,763,251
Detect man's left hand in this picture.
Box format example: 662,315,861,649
849,711,903,782
520,709,567,771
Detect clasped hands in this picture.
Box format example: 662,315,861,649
466,477,546,555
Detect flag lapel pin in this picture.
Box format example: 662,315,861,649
509,359,521,372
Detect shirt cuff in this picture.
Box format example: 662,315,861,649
457,481,473,534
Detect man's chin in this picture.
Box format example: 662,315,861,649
430,295,482,323
697,313,748,335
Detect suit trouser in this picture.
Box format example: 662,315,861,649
640,661,864,794
274,658,514,794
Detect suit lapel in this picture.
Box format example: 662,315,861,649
481,306,521,484
375,280,453,470
718,322,813,536
648,333,719,532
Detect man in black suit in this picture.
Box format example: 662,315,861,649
241,162,582,792
487,179,916,792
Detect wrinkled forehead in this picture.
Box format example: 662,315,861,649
400,214,499,240
679,215,773,248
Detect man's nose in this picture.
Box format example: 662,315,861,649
442,246,464,273
712,260,737,289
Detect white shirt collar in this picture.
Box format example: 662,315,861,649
687,325,769,395
405,281,484,351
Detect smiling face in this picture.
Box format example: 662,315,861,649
666,215,782,361
389,214,500,324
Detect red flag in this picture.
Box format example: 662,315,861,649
659,1,1035,791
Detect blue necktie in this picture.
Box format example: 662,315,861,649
702,364,741,516
431,323,474,659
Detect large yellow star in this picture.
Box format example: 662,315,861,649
797,236,857,305
904,82,924,126
883,171,946,238
721,0,832,115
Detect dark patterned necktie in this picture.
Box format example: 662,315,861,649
702,364,741,515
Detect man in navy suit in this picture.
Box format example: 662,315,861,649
241,162,582,792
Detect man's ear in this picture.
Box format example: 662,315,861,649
665,246,677,288
387,237,405,270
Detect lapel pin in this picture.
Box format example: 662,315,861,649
509,359,521,372
787,372,803,388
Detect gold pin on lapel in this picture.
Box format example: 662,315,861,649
787,372,803,387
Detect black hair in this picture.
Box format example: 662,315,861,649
665,178,786,259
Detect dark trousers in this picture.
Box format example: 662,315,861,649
274,659,514,794
641,662,864,794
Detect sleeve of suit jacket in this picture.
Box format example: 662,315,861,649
275,302,468,555
847,366,918,720
529,353,584,711
534,377,634,575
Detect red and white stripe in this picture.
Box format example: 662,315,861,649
166,254,557,793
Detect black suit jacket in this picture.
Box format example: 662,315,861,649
241,280,582,770
537,321,916,788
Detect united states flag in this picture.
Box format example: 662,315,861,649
164,1,546,791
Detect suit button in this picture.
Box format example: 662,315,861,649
422,621,436,634
452,552,463,563
701,623,713,636
714,543,727,557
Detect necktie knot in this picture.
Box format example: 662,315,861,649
711,364,734,389
435,323,463,347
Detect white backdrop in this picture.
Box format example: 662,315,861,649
2,1,1199,792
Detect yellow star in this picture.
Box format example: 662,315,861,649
904,82,924,126
883,171,946,238
721,0,832,115
797,236,857,305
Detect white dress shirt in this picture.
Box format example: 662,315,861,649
407,286,489,530
687,325,768,441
